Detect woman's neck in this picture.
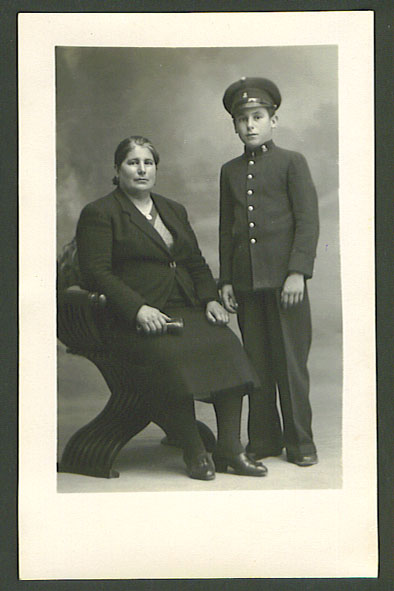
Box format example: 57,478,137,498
122,189,152,205
126,192,153,217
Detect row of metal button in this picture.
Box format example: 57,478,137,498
247,156,256,244
247,148,268,244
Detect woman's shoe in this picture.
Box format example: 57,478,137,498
183,452,216,481
213,451,268,476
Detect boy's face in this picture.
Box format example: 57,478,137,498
233,107,277,149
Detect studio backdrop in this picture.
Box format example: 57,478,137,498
56,45,341,488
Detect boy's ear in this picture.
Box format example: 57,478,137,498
271,114,278,129
232,118,239,134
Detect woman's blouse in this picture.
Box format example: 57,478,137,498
145,203,190,307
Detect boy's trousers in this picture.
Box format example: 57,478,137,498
237,287,316,457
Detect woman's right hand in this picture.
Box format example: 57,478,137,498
220,284,238,313
136,305,171,335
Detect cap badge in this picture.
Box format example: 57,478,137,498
242,92,248,98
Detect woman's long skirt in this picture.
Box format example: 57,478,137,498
104,305,259,403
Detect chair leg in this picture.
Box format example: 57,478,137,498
58,411,151,478
58,359,152,478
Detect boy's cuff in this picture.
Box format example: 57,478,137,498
288,253,314,279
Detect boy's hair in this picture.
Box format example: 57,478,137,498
265,106,277,118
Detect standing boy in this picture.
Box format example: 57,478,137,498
219,77,319,466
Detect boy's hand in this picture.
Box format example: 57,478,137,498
206,300,230,325
220,284,239,313
281,273,305,309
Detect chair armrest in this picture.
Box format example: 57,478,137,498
60,286,107,308
57,286,107,353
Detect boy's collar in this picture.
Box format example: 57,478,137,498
243,139,274,157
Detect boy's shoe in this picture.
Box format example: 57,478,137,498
286,452,318,467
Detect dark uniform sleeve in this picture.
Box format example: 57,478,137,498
174,203,219,304
287,153,320,278
219,165,235,287
76,203,147,325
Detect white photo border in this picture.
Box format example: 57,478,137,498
19,11,377,580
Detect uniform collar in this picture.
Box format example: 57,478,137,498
244,139,274,158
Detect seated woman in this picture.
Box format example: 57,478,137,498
76,135,267,481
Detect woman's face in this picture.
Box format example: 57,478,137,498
117,145,157,197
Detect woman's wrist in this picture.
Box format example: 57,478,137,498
205,298,221,306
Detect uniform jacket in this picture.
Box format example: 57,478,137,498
76,188,219,325
219,140,319,291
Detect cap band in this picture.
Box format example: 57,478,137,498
231,87,276,115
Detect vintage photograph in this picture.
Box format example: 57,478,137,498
56,45,341,493
19,11,376,580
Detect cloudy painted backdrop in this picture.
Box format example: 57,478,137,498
56,45,340,335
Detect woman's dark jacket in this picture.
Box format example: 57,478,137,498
76,188,219,325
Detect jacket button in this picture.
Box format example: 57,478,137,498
250,238,256,244
169,261,177,268
249,222,255,228
247,189,254,195
248,160,255,165
248,205,254,211
247,174,253,179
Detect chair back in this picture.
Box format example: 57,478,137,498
57,236,82,291
57,237,106,353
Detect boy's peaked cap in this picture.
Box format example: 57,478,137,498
223,77,281,116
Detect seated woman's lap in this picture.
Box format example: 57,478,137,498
102,306,258,404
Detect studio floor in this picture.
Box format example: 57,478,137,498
57,318,342,493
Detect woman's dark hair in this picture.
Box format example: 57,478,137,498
113,136,160,185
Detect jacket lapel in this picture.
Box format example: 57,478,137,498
152,194,191,255
151,194,181,236
113,188,172,255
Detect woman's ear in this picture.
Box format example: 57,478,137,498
232,118,239,135
271,114,278,129
112,164,120,186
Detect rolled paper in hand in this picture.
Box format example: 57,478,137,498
136,317,184,335
166,317,184,335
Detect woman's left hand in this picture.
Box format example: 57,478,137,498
205,300,230,325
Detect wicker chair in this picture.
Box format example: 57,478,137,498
57,239,215,479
